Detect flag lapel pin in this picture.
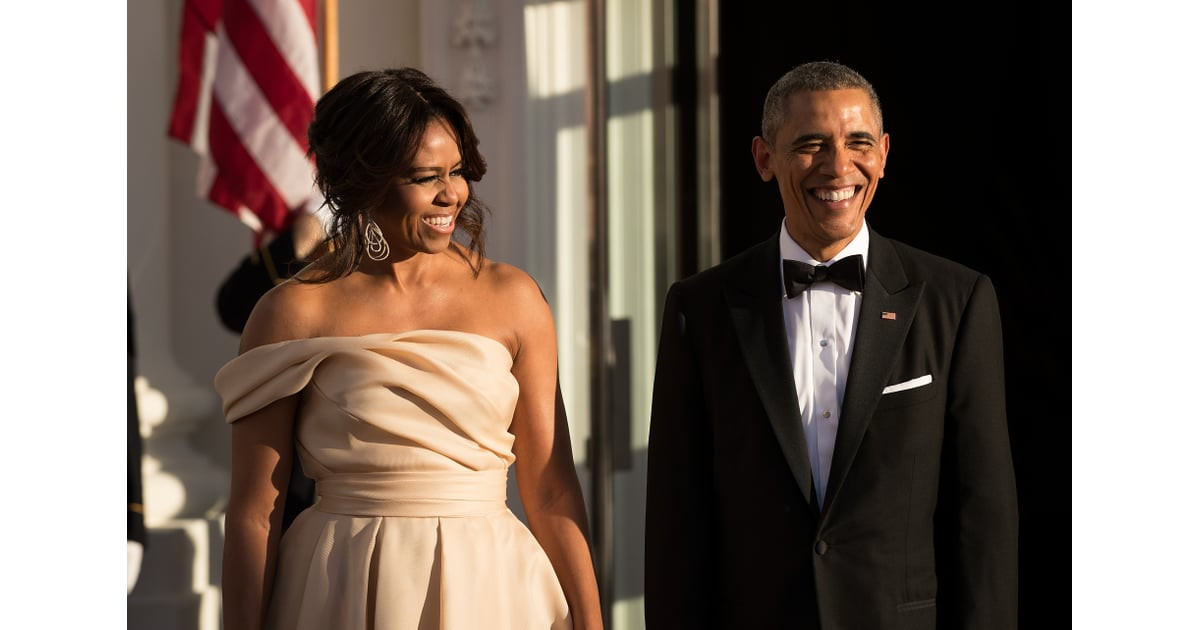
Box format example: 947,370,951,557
881,311,897,320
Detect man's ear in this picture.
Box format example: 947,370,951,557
878,131,890,178
751,136,774,182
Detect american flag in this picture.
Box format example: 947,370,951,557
168,0,322,236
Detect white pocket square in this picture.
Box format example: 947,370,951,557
881,374,932,395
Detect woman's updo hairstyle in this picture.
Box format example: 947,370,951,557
303,67,489,281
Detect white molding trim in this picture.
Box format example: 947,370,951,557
452,0,498,109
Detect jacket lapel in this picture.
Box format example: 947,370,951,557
724,237,817,511
823,231,925,510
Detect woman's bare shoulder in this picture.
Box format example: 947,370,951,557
476,260,554,338
238,277,330,352
480,260,548,305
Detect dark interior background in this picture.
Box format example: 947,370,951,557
691,2,1069,627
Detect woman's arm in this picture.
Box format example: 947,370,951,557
221,283,310,630
223,396,296,630
505,270,604,629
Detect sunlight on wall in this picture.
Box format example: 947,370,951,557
605,0,651,81
606,108,656,453
524,1,587,99
553,123,591,463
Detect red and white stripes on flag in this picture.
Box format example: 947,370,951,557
168,0,321,235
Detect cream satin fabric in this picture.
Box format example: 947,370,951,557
215,330,571,630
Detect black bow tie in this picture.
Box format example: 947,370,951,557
783,254,865,298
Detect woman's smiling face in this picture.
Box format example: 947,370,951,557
373,118,469,258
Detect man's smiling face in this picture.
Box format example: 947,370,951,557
752,88,889,261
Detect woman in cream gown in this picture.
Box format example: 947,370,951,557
215,68,603,630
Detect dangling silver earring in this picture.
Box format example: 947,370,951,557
364,219,390,261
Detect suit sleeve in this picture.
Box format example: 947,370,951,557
940,273,1019,629
645,282,717,629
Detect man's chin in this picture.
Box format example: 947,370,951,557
815,217,865,241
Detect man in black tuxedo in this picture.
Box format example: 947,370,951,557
644,61,1018,629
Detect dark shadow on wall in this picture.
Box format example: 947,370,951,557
715,3,1071,628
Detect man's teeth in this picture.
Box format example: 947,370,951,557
424,216,452,228
815,188,855,202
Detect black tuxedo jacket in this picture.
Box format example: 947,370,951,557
645,228,1018,629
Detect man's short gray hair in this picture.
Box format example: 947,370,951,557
760,61,884,143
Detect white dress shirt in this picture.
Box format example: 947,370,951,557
778,219,870,508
